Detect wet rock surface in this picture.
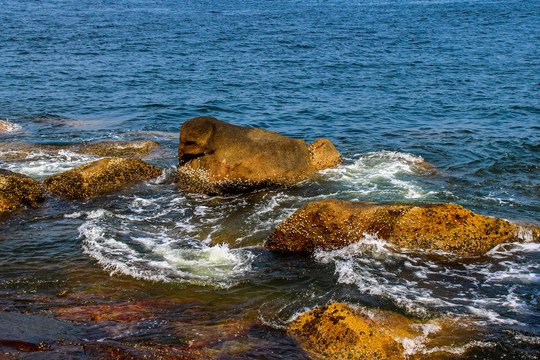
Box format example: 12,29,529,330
42,157,161,199
73,140,160,157
0,120,21,133
0,140,160,159
288,303,407,360
0,169,44,215
266,199,539,255
288,302,482,360
175,117,342,195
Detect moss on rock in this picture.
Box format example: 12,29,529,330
42,158,161,199
0,140,160,160
266,199,539,256
0,169,44,215
289,303,407,360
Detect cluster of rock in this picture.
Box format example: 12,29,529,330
2,116,538,358
0,140,163,217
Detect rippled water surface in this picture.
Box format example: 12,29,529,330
0,0,539,358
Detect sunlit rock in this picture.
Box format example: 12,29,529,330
0,120,21,133
289,302,483,360
175,116,342,195
0,169,44,215
43,158,161,199
72,140,160,157
266,199,539,256
0,140,160,160
288,303,407,360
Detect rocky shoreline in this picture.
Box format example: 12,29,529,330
1,117,538,359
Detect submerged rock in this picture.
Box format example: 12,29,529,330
0,169,45,215
43,158,161,199
0,120,21,133
175,117,342,195
266,199,539,256
0,140,160,160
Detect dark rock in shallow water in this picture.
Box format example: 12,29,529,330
0,169,44,215
43,157,161,199
175,116,343,195
265,199,539,256
0,311,83,345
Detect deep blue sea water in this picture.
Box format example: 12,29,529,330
0,0,539,358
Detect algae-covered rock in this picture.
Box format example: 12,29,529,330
266,199,539,256
0,169,45,215
175,117,342,195
72,140,159,157
307,138,343,171
289,303,483,360
0,140,160,160
42,158,161,199
289,303,406,360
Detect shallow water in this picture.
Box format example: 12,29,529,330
0,0,539,358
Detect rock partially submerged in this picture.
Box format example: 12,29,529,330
43,158,161,199
266,199,539,256
289,302,482,360
289,303,407,360
73,140,159,157
175,117,342,195
0,140,160,159
0,120,21,133
0,169,45,215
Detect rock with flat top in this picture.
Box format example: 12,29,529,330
175,117,342,195
266,199,539,256
0,140,160,160
43,158,161,199
72,140,159,157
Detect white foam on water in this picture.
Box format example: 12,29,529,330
419,340,495,356
399,322,442,356
0,120,22,132
151,165,177,184
513,333,540,345
314,235,540,326
0,149,97,177
322,151,436,199
78,207,255,287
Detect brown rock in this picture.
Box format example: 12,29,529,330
289,303,483,360
72,140,160,157
288,303,406,360
0,169,45,215
266,199,539,255
175,117,342,195
42,158,161,199
307,138,343,171
0,140,160,160
0,120,21,133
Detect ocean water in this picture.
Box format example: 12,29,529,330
0,0,539,358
